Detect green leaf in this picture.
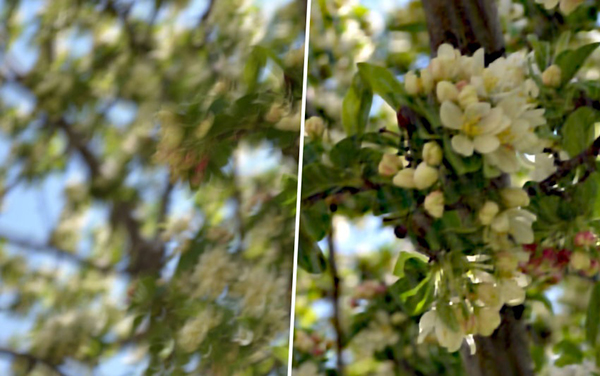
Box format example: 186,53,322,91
298,217,327,274
528,34,551,70
357,63,407,110
556,43,600,85
342,73,373,136
243,47,268,91
586,282,600,346
329,136,361,168
561,107,599,157
393,250,429,278
553,31,572,61
389,257,434,316
553,340,584,367
574,173,600,217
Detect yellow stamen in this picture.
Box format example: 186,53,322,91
497,129,513,145
483,75,499,92
462,117,481,137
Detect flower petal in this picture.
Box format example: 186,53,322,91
438,43,456,59
418,310,437,343
473,134,500,154
440,101,463,130
487,148,519,173
451,135,474,156
464,102,491,120
436,323,464,352
478,108,506,134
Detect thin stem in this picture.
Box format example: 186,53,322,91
232,151,246,253
327,225,344,376
535,134,600,194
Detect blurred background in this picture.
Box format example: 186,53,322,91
0,0,305,374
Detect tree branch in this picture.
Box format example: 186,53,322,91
534,134,600,194
0,230,117,274
199,0,216,25
51,117,162,275
327,227,344,376
0,347,67,376
302,180,381,207
155,177,174,239
52,118,102,177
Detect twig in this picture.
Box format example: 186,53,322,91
302,180,381,207
232,152,245,253
0,347,67,376
52,118,101,177
154,176,174,240
327,226,344,376
199,0,216,25
535,134,600,194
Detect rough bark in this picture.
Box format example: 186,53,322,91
420,1,534,375
421,0,505,63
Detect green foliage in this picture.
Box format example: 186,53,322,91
586,282,600,346
555,43,600,85
342,73,373,137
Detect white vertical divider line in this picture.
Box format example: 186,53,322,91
287,0,312,373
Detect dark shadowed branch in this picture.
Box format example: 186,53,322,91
534,135,600,194
327,226,345,376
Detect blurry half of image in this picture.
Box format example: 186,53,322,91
0,0,306,374
295,0,600,375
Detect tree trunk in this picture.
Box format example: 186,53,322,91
421,0,505,63
419,1,534,375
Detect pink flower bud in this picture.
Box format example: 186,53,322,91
574,231,596,247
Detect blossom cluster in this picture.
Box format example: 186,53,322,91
407,44,548,174
374,44,571,353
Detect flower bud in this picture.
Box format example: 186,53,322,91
542,65,561,88
405,71,422,96
420,68,434,93
430,58,444,81
423,142,443,166
424,191,445,218
560,0,584,15
458,85,479,108
414,162,439,190
393,168,416,189
479,201,500,225
195,117,214,139
574,231,597,247
436,81,459,102
378,153,404,176
500,188,530,208
305,116,325,139
570,252,591,271
491,212,509,233
476,308,501,336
